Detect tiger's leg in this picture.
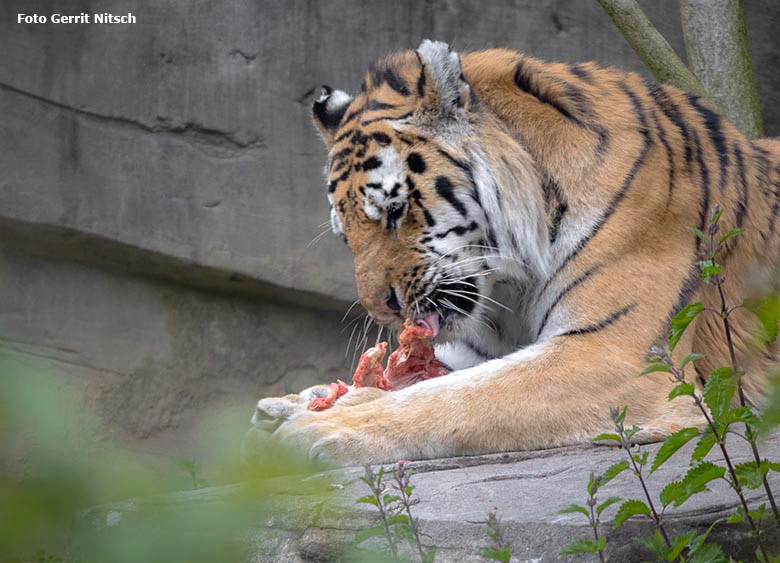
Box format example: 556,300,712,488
271,334,704,465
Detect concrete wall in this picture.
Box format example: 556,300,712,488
2,0,779,462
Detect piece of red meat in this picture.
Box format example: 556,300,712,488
351,341,389,389
306,318,448,411
383,320,449,390
307,379,349,411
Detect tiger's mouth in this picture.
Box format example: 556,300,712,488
410,278,483,340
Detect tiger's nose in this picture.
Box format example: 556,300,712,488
385,286,402,314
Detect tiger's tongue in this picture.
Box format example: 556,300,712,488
414,313,440,338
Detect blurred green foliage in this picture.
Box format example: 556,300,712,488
0,352,333,563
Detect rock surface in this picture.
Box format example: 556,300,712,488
90,434,780,562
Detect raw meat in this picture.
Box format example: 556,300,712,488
351,341,389,389
307,380,349,411
383,320,449,390
306,316,448,411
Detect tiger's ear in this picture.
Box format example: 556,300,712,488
312,86,354,147
415,40,471,115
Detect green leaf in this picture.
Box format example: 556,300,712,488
560,539,599,555
613,499,651,529
726,508,745,524
666,531,696,561
718,227,746,246
356,495,379,506
383,494,401,506
634,450,649,467
702,367,736,423
600,460,630,487
744,296,780,346
650,427,699,474
688,226,708,243
587,472,599,496
669,382,695,401
659,480,682,507
477,547,510,563
750,503,768,522
597,496,623,516
640,363,673,376
691,429,717,464
699,261,720,282
688,542,728,563
385,514,409,525
723,405,759,426
354,524,388,545
670,462,726,507
558,504,590,517
422,550,437,563
669,303,704,352
593,433,621,443
616,406,627,425
680,353,705,371
624,425,640,441
734,461,769,489
698,259,722,283
634,529,666,554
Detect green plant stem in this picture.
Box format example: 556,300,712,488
366,467,399,561
618,434,671,547
691,391,770,560
589,500,607,563
395,471,427,562
715,278,780,525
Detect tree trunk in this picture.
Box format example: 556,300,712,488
680,0,764,137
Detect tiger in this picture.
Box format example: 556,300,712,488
247,39,780,466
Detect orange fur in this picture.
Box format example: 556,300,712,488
253,41,780,465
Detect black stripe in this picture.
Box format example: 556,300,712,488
463,339,491,360
767,161,780,237
690,129,711,236
543,177,568,244
360,110,413,126
341,107,363,125
410,188,436,227
436,148,472,174
569,63,594,83
365,100,397,111
648,85,709,237
334,128,354,143
332,147,353,161
544,83,652,293
369,66,410,96
435,221,479,238
415,52,427,97
648,85,693,173
435,176,468,216
328,168,351,192
687,94,729,195
669,264,701,326
649,107,675,203
733,142,748,229
514,59,583,126
561,303,636,337
537,263,602,338
372,132,392,146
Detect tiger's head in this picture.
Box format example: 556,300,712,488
311,40,548,342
